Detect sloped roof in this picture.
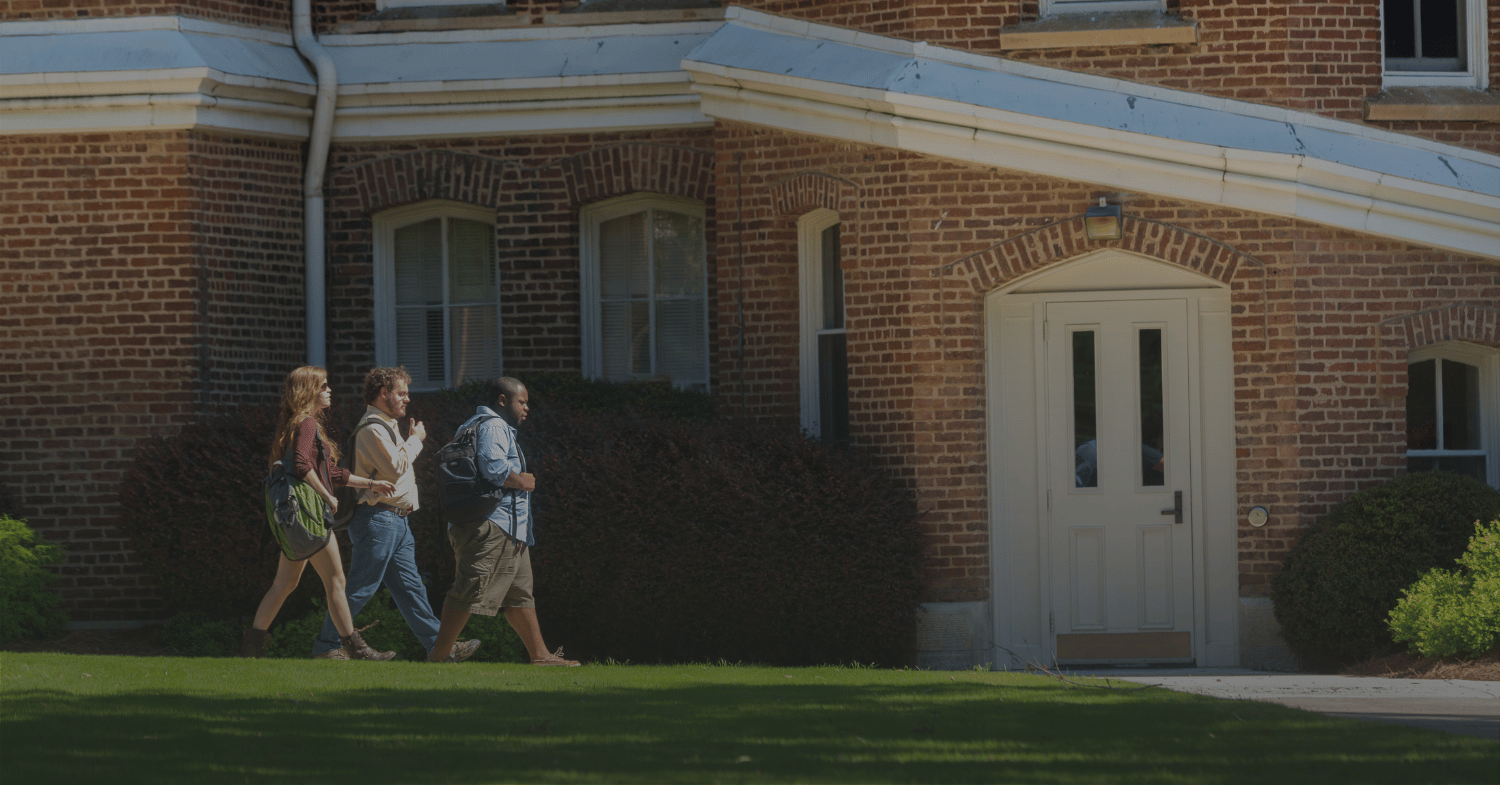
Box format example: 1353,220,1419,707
683,9,1500,259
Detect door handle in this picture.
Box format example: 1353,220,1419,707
1160,490,1183,524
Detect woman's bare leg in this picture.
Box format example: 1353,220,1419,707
308,538,356,638
251,553,306,631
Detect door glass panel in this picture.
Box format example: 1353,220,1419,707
1138,328,1165,487
1407,359,1438,449
1442,359,1481,451
1072,330,1098,489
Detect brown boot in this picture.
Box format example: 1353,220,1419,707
341,630,397,661
240,627,269,659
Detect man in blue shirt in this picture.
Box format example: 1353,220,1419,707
427,376,578,666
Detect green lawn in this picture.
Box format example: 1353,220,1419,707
2,653,1493,784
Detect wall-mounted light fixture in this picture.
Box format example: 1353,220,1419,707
1084,197,1122,240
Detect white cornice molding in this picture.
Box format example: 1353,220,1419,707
0,15,293,45
334,92,709,140
720,6,1500,169
0,93,312,138
320,19,719,46
692,81,1500,260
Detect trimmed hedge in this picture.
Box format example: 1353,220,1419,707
1271,472,1500,668
119,375,922,665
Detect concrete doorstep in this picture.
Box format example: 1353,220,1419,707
1073,668,1500,740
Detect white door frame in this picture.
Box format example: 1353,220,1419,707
985,249,1238,669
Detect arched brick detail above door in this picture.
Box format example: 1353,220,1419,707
1376,302,1500,397
560,143,714,206
770,172,858,217
946,216,1254,295
338,150,511,214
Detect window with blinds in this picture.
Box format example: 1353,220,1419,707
1406,345,1498,488
582,195,709,391
376,203,500,390
798,209,849,443
1382,0,1486,87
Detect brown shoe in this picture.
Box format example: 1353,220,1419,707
429,639,481,664
239,627,269,659
313,647,349,660
340,631,397,661
532,646,579,667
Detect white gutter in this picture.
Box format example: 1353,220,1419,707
292,0,337,367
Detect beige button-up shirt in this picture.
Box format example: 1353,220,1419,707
353,405,424,512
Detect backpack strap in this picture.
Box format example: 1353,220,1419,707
345,415,400,462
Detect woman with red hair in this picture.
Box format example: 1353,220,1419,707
240,366,397,660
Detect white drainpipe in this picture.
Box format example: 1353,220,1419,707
292,0,338,367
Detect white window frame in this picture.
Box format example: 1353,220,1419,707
798,208,844,437
372,200,502,392
1382,0,1489,89
579,193,710,390
1406,341,1500,489
1041,0,1165,16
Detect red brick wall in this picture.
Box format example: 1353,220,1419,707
188,134,307,405
323,129,717,394
0,0,290,29
0,130,304,621
712,121,1500,604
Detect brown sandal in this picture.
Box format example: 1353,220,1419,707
532,646,579,667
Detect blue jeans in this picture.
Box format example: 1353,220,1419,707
312,504,440,656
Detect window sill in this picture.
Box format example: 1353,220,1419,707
545,7,726,26
998,11,1197,51
1364,87,1500,122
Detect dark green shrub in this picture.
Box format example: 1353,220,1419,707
157,612,241,657
0,515,68,643
526,408,923,666
1388,519,1500,659
264,590,528,663
120,374,921,665
1272,472,1500,667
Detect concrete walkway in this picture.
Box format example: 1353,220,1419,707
1074,668,1499,740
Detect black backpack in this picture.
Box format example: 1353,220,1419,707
330,417,398,530
436,415,504,525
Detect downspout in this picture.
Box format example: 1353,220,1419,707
292,0,337,367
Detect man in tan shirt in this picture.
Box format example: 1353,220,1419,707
310,367,477,663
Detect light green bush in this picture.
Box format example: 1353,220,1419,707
0,515,68,643
1388,519,1500,659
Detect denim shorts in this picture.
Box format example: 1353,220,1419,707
446,519,534,616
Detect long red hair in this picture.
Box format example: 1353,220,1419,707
269,366,340,467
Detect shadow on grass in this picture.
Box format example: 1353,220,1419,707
4,677,1495,784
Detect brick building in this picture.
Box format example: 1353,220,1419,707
3,0,1497,669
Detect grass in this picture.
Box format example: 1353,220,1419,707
2,654,1495,785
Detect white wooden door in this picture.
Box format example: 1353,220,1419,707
1045,299,1195,662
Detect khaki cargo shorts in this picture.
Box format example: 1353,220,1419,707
446,519,534,616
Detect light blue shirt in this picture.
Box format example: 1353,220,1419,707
461,406,533,546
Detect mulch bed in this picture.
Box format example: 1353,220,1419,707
1341,647,1500,681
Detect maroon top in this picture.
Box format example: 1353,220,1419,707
293,417,350,488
